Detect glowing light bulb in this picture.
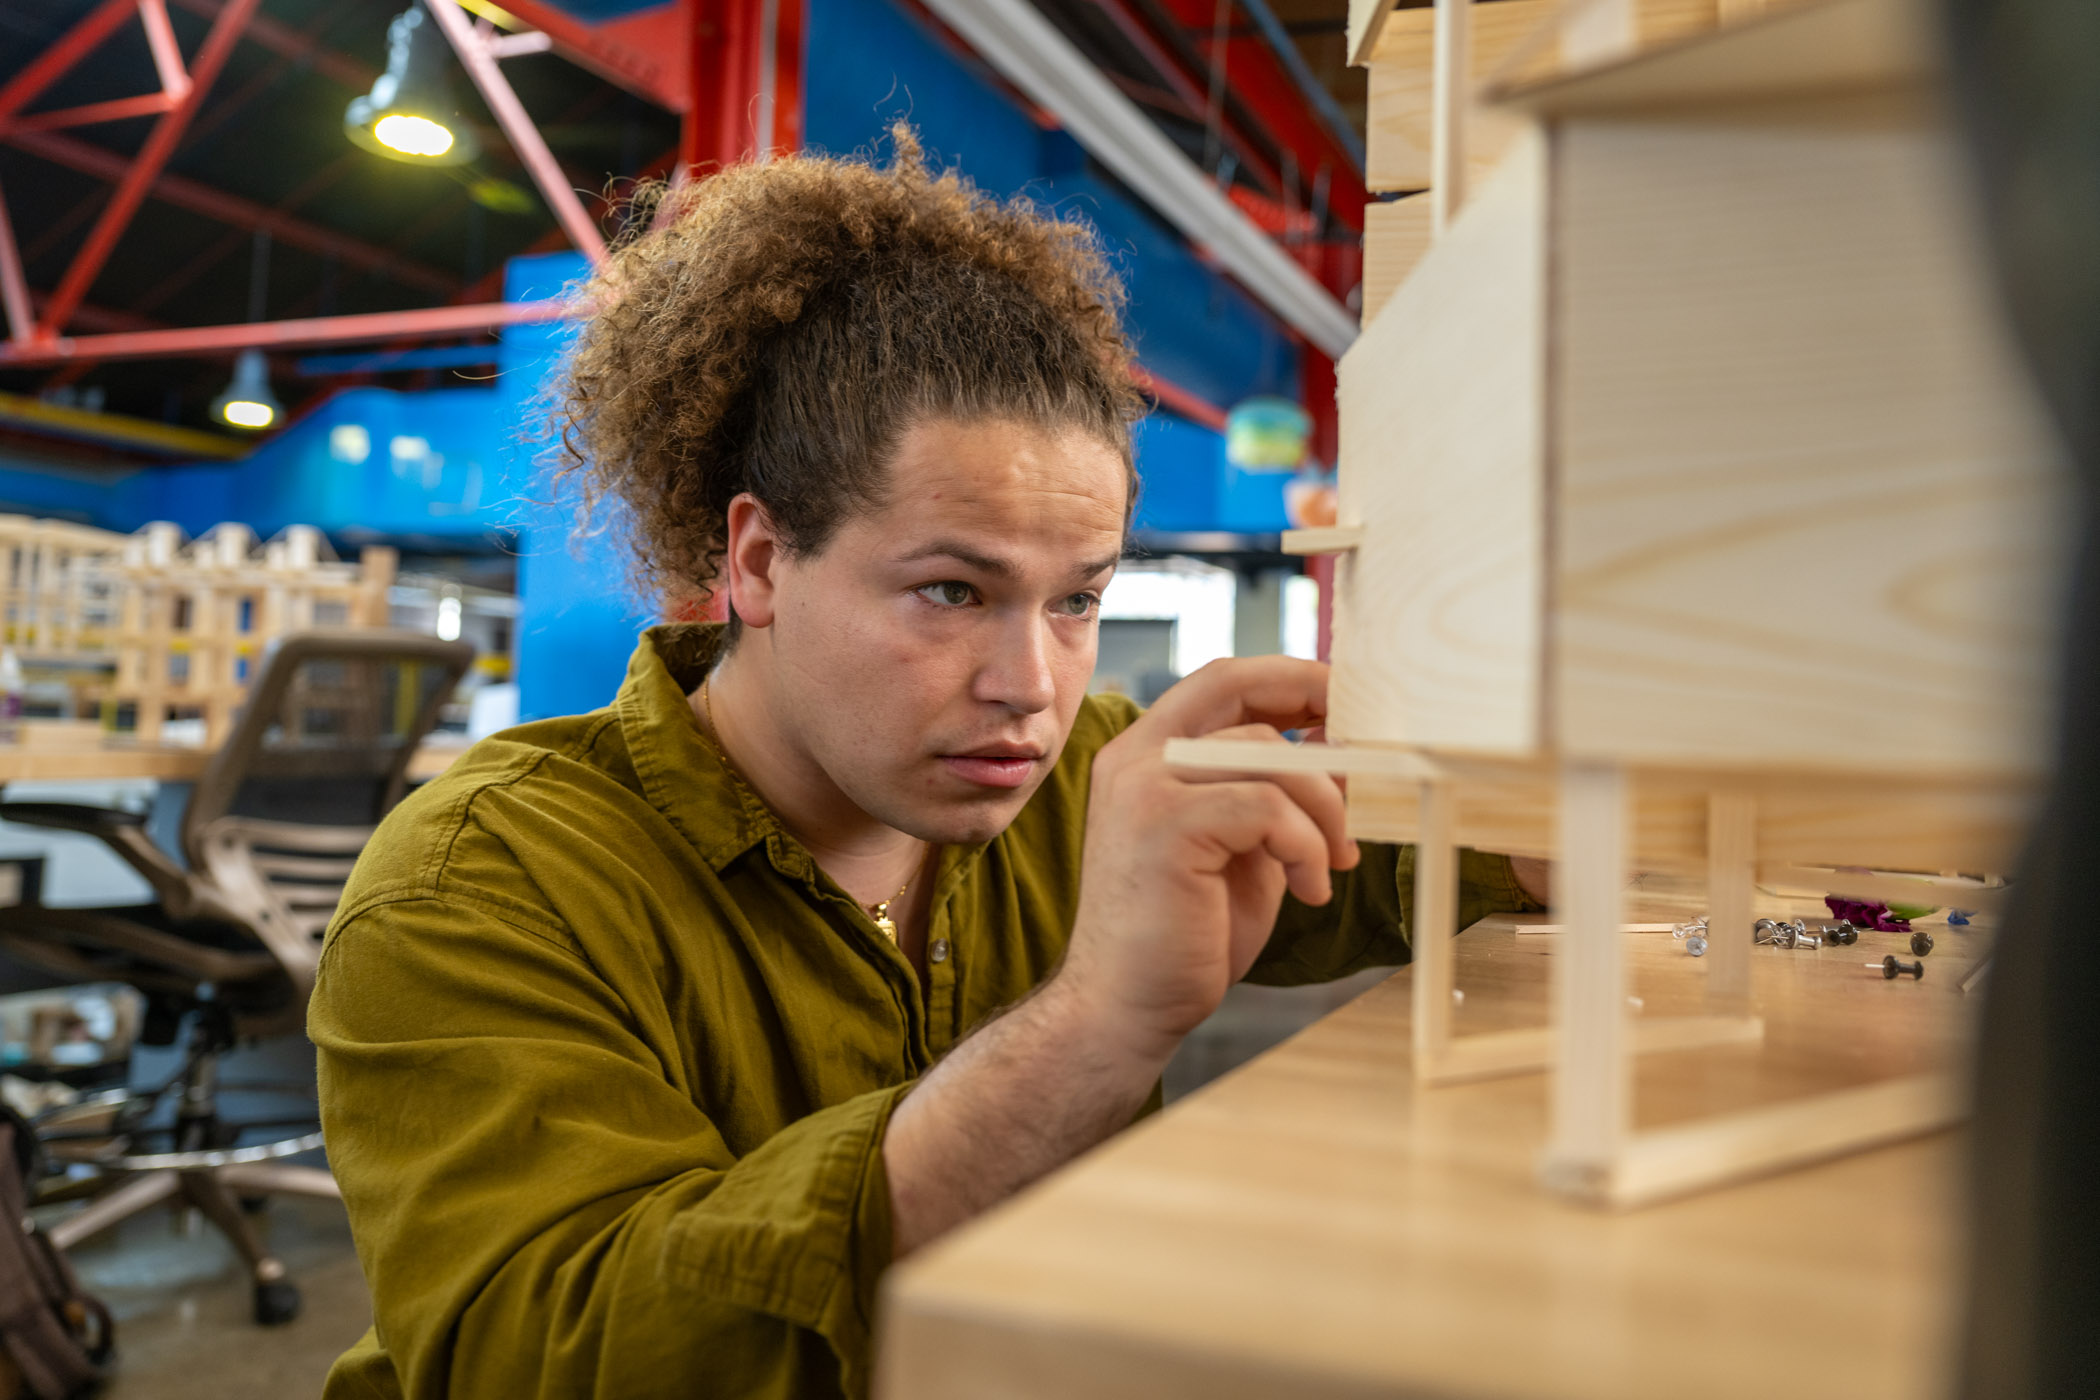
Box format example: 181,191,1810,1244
220,400,276,429
373,113,455,158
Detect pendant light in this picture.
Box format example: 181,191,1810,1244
344,4,480,166
212,349,282,430
212,233,282,431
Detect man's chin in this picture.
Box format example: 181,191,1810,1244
877,790,1033,847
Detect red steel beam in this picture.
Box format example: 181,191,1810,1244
460,0,686,112
0,0,137,128
169,0,376,92
0,179,32,343
138,0,192,100
4,92,177,135
38,0,264,337
0,301,572,367
8,129,459,296
425,0,608,263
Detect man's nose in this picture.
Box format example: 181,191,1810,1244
976,611,1057,714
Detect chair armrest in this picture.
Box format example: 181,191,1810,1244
0,802,148,836
0,803,207,920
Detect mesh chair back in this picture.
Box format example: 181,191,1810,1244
181,631,473,997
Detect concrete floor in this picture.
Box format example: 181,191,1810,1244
28,970,1390,1399
51,1190,369,1399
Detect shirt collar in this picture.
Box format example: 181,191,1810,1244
614,623,780,874
613,622,993,890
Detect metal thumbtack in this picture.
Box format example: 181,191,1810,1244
1869,955,1925,980
1753,918,1782,946
1818,921,1859,946
1909,929,1935,957
1674,917,1709,956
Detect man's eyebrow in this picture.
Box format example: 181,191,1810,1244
895,545,1123,582
896,542,1018,578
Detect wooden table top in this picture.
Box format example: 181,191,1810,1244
0,737,467,785
876,903,1976,1400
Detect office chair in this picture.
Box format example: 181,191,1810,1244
0,629,472,1324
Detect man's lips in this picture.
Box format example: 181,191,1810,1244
937,751,1044,789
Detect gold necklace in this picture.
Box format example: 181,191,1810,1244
701,681,914,945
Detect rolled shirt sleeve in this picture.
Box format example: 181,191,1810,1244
1247,844,1543,986
312,895,907,1400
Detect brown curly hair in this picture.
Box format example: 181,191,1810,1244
555,127,1145,621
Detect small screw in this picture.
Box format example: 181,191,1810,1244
1684,932,1708,957
1910,930,1935,957
1869,956,1925,980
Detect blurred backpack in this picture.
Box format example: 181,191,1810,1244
0,1105,110,1399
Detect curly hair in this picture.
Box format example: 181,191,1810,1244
554,127,1145,620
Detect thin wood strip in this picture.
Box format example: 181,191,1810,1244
1603,1073,1964,1208
1164,737,1440,781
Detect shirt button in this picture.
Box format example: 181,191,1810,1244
928,938,951,964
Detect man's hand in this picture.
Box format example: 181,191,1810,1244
1056,657,1360,1063
885,658,1359,1256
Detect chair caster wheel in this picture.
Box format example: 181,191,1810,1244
254,1279,301,1326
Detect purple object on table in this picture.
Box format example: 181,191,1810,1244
1825,895,1911,933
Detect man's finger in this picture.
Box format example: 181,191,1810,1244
1169,780,1339,906
1137,656,1332,740
1165,724,1357,872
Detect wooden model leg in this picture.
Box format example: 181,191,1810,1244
1542,761,1631,1194
1429,0,1470,234
1411,779,1458,1077
1704,791,1756,1011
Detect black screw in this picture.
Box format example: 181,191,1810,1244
1869,955,1925,980
1910,930,1935,957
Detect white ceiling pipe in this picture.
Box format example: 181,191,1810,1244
916,0,1359,359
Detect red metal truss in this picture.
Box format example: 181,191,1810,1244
10,129,458,295
425,0,609,263
0,0,139,128
0,301,571,367
37,0,265,339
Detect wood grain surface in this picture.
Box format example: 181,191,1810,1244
1334,128,1547,756
877,907,1970,1400
1552,89,2066,776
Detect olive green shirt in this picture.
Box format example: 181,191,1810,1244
311,625,1535,1400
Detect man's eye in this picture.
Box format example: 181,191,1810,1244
1058,593,1100,618
917,582,976,607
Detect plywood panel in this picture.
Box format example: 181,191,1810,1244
1365,0,1560,192
1368,0,1716,192
1359,195,1433,324
1553,93,2068,776
1333,128,1546,754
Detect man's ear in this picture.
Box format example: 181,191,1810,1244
722,493,784,629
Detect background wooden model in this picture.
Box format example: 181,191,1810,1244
0,514,396,745
1174,0,2065,1206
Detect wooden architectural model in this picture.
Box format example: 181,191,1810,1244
1172,0,2064,1206
0,514,396,744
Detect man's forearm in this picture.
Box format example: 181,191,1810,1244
883,974,1168,1257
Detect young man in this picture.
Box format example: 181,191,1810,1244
312,135,1537,1400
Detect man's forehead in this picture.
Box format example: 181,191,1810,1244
877,418,1129,549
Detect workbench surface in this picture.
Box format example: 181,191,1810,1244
876,911,1973,1400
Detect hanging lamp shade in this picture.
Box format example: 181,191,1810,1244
344,4,480,166
212,350,282,431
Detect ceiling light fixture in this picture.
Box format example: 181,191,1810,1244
212,349,282,430
344,4,480,166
